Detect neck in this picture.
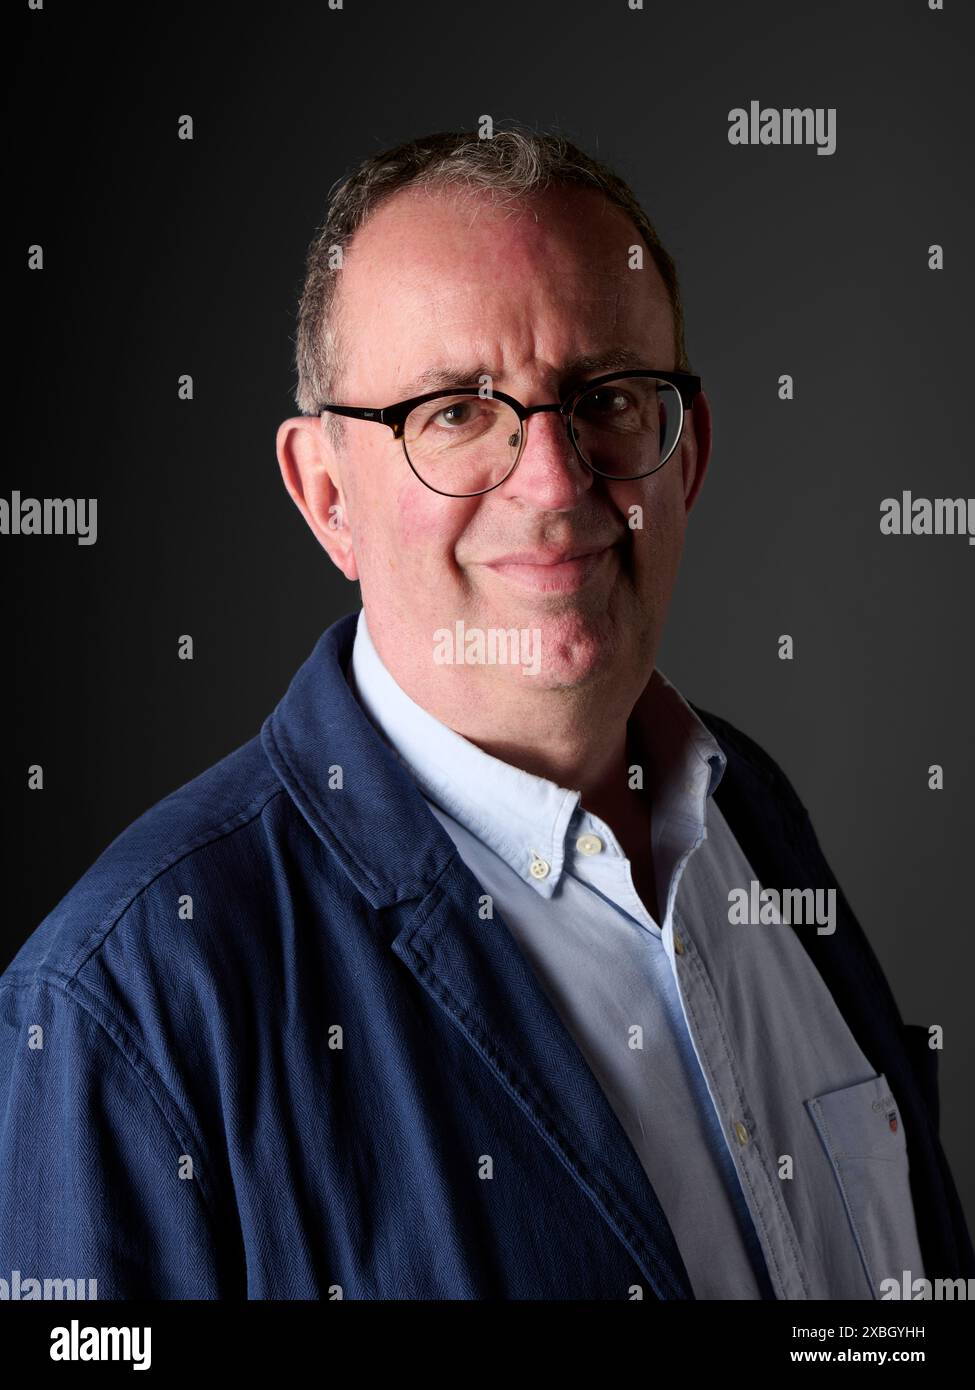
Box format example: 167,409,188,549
368,623,654,814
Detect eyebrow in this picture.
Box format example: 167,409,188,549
396,348,659,401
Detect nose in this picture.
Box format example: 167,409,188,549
498,405,593,510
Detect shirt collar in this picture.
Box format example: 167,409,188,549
348,606,726,897
631,666,728,805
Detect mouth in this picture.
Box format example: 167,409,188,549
483,541,620,592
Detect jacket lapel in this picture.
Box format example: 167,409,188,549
391,851,695,1300
263,613,694,1299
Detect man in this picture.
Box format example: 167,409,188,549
1,127,971,1300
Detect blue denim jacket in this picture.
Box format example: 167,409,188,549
1,613,971,1298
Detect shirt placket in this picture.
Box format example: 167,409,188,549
567,812,659,934
665,903,813,1300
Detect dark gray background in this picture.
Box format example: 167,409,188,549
7,1,973,1229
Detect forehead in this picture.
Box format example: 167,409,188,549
333,183,675,389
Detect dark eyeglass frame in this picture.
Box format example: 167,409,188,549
316,369,702,497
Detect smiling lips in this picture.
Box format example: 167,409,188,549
484,541,620,591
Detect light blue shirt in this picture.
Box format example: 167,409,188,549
348,607,926,1299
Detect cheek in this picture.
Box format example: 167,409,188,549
611,475,687,572
648,475,687,543
390,475,477,572
393,475,442,550
349,474,434,575
614,495,685,661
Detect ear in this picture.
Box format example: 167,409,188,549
276,416,359,581
680,389,712,514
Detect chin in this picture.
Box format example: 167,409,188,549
529,615,619,686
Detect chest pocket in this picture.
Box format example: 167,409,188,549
805,1072,925,1298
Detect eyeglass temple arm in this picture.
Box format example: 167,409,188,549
318,404,406,438
319,404,388,424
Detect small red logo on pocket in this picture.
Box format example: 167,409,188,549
887,1111,898,1133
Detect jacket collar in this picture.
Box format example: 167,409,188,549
262,611,459,909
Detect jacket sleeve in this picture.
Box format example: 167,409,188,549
0,974,237,1299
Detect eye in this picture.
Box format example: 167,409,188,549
413,395,500,439
584,387,632,417
433,400,478,428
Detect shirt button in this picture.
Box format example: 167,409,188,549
576,834,603,856
734,1121,749,1145
673,934,685,955
529,856,550,879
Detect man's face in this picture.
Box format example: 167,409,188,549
283,183,710,706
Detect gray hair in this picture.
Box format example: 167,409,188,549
294,124,692,450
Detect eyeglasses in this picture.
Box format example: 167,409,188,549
317,369,702,498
